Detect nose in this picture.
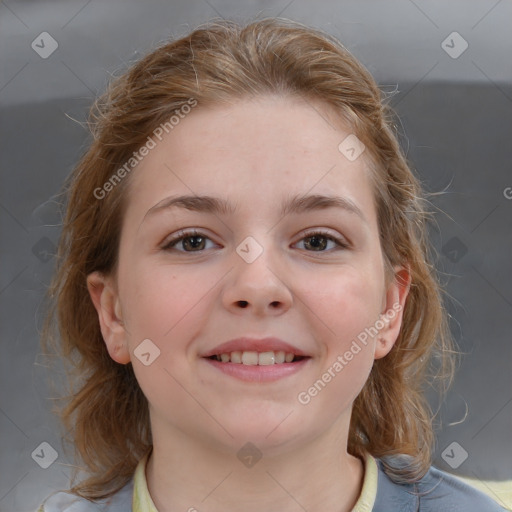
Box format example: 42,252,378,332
222,241,293,316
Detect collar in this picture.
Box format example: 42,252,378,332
352,452,378,511
132,450,378,512
132,450,158,512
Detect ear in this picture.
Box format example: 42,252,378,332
86,271,130,364
374,264,412,360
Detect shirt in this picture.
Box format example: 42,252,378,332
37,451,509,511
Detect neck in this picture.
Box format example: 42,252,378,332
145,418,364,512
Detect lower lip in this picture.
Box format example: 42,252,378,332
202,357,311,382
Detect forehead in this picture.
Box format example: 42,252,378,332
123,95,378,229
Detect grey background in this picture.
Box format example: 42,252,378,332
1,0,511,511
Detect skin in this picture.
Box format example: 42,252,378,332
88,95,410,512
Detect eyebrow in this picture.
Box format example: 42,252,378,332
142,193,368,224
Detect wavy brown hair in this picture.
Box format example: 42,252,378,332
41,17,457,499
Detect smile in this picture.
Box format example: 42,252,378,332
203,351,311,382
207,350,308,365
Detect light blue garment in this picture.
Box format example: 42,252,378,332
36,480,132,512
373,455,508,511
37,454,508,511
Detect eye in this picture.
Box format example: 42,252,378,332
161,229,349,253
294,230,349,252
161,230,217,252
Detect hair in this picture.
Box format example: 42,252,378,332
41,16,457,499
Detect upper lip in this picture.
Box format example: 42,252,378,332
201,337,310,358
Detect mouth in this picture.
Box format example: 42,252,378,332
200,337,312,381
201,343,312,382
205,350,309,365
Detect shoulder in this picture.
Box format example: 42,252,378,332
373,454,507,512
414,464,508,511
36,479,133,512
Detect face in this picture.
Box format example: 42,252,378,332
88,95,409,456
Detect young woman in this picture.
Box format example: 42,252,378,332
38,17,507,512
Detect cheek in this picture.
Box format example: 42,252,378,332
298,274,378,411
120,263,221,355
304,268,381,392
306,267,383,343
120,264,217,411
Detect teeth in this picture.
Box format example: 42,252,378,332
274,351,285,364
258,351,275,365
241,351,258,365
213,350,297,365
230,351,242,363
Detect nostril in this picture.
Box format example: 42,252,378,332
237,300,249,308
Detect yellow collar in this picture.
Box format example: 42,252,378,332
132,450,378,512
132,450,158,512
352,452,378,511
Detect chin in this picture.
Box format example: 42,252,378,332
217,415,305,451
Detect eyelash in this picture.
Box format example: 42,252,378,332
161,229,349,253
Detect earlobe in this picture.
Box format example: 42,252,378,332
374,265,412,360
86,271,131,365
